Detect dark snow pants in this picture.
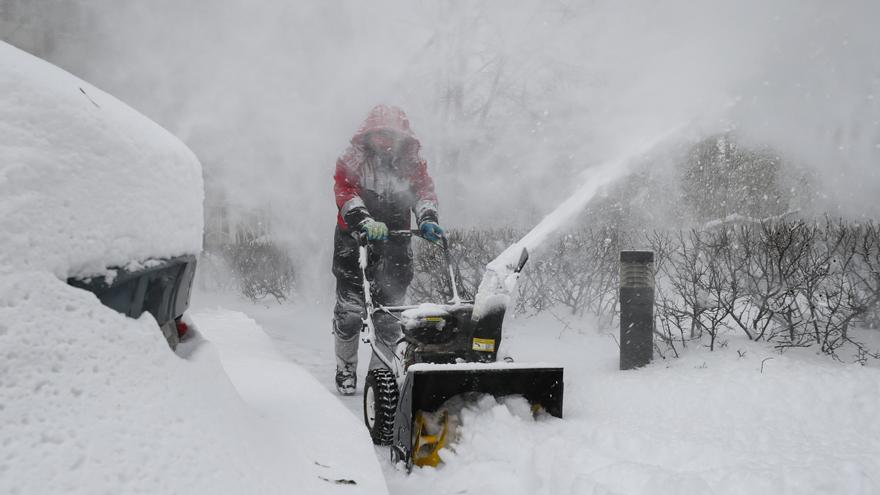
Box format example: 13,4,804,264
331,226,413,369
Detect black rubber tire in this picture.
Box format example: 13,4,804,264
363,368,399,446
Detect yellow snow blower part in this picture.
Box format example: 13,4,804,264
412,410,450,467
392,363,563,469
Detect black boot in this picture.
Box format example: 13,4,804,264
335,364,357,395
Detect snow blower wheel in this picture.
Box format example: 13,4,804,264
364,368,398,446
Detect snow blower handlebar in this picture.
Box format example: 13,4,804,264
353,229,462,305
353,228,437,244
390,230,461,304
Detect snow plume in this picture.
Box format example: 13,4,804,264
8,0,878,294
472,124,688,319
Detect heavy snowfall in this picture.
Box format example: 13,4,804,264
2,1,879,494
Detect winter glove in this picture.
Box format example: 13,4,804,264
419,221,445,242
361,218,389,241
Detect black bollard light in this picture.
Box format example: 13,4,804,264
619,251,654,370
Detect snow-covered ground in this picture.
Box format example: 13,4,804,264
192,292,880,495
4,20,879,495
186,309,388,494
0,275,389,495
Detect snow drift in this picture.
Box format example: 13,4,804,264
0,274,388,494
0,273,272,494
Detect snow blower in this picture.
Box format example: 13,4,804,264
357,230,563,470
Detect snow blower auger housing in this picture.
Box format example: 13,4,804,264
357,230,564,471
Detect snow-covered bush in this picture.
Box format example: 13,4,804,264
410,228,521,303
199,235,297,303
226,236,296,302
411,227,621,322
652,219,878,360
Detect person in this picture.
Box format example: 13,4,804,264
331,105,444,395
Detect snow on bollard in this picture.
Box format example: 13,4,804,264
619,251,654,370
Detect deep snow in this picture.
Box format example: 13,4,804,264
0,41,203,280
0,274,388,495
194,294,880,495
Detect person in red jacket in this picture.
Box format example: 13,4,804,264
331,105,444,395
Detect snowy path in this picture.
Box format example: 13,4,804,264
192,293,880,495
189,305,388,495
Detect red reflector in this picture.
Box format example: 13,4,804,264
177,320,189,338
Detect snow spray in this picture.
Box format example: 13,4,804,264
471,124,687,323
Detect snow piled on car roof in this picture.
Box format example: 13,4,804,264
0,41,203,280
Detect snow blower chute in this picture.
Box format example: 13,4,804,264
357,231,563,470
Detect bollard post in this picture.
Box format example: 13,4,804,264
619,251,654,370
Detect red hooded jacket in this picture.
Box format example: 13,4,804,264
334,105,438,231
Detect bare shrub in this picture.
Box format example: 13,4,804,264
407,219,880,362
409,228,520,303
203,235,296,303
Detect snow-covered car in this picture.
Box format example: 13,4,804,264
0,44,392,495
0,41,204,350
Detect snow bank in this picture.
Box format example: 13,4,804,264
0,273,276,494
0,274,387,494
190,309,389,495
0,42,203,280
